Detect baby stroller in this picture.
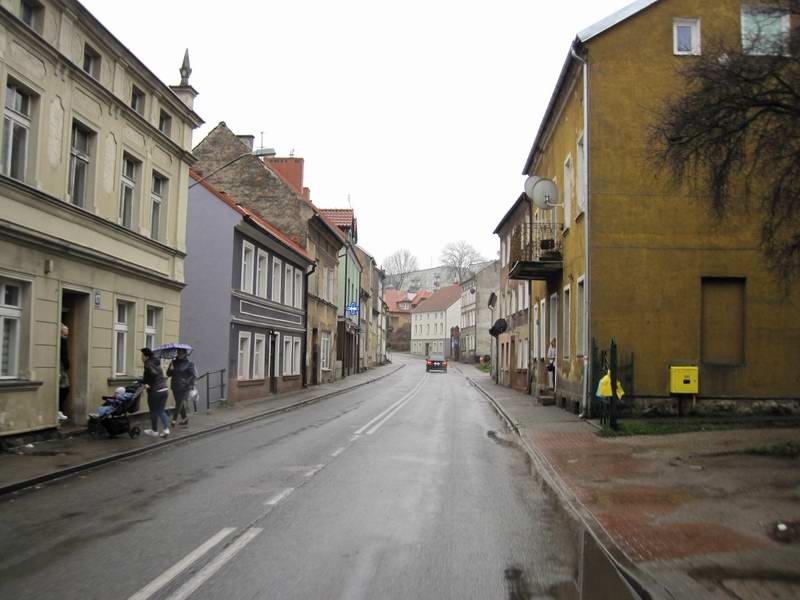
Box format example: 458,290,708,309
87,383,144,439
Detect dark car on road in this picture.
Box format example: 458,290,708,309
426,354,447,373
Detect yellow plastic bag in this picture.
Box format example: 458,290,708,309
597,372,624,398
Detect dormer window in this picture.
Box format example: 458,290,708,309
673,18,701,56
20,0,43,33
82,44,101,79
130,86,145,115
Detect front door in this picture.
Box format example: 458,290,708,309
311,329,319,386
269,334,277,394
60,290,90,421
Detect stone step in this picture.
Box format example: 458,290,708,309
538,395,556,406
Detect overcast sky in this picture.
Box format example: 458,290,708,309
82,0,634,268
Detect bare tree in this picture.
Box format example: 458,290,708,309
383,249,419,289
440,241,485,283
652,1,800,280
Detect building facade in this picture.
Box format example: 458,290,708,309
410,285,461,358
459,260,499,363
384,289,431,352
183,175,313,401
0,1,202,436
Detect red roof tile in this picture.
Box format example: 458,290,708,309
411,285,460,313
319,208,355,228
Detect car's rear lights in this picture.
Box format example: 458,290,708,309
426,360,432,365
443,361,447,366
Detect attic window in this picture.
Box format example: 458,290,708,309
673,18,701,56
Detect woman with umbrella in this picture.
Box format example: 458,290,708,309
159,344,197,428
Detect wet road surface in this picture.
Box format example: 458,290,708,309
0,355,578,599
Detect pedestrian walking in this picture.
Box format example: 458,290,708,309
546,338,557,389
58,323,70,422
140,347,170,438
167,348,196,428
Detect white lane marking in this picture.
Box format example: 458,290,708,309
165,528,263,600
352,376,426,435
304,464,325,477
349,435,359,443
365,376,427,435
264,487,294,506
127,528,235,600
330,447,346,457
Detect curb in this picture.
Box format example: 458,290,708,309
0,363,406,498
466,376,666,600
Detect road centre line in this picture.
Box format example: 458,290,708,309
330,447,346,457
127,527,235,600
365,376,427,435
353,375,428,436
264,487,295,506
165,528,263,600
304,464,325,477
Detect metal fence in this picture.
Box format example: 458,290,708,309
509,220,564,263
193,368,226,412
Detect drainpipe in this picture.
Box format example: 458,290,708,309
302,259,317,388
571,43,591,417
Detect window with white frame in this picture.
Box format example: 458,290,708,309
563,155,573,227
237,332,251,380
576,133,586,214
563,286,571,360
241,241,255,294
0,279,23,378
150,172,167,241
284,264,293,305
119,155,139,230
293,337,301,375
283,335,292,375
256,250,268,298
577,277,585,356
673,18,701,55
294,269,303,309
144,305,160,349
2,81,34,182
113,300,132,376
320,332,331,371
741,6,789,56
253,334,266,379
271,257,282,302
68,121,93,208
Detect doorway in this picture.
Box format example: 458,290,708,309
311,328,319,386
60,290,90,421
269,333,277,394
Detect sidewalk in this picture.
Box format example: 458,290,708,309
467,369,800,600
0,363,404,496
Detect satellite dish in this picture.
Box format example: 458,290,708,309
523,175,541,199
531,178,559,211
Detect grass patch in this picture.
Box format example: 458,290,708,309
741,442,800,458
598,418,800,438
474,362,492,373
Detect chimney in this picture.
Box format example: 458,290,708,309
266,157,304,195
303,187,311,201
237,135,254,151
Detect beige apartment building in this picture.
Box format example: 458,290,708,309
0,0,202,436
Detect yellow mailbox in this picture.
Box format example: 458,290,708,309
670,366,699,394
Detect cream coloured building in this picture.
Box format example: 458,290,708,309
410,284,461,358
0,0,202,436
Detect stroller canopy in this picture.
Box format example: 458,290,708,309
152,343,193,359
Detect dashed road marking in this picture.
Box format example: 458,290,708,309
304,464,325,477
330,447,346,457
264,487,295,506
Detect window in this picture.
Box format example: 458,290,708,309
702,278,745,365
144,305,160,349
130,86,145,115
113,300,132,376
68,121,93,208
576,278,585,356
253,334,266,379
742,6,789,56
563,286,571,360
293,337,301,375
237,332,251,380
2,82,33,181
0,280,23,378
576,133,586,214
119,155,139,229
82,44,101,79
327,267,336,303
283,336,292,375
150,173,166,240
271,257,282,302
320,332,331,371
20,0,42,33
158,110,172,136
256,250,268,298
294,269,303,309
272,333,280,377
284,264,293,305
241,241,255,294
673,18,701,55
563,155,573,228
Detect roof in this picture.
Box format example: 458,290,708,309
412,290,433,306
320,208,354,228
522,0,662,175
384,289,412,313
189,170,314,264
493,194,531,235
411,285,461,314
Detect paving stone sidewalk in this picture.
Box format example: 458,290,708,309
467,369,800,600
0,363,403,495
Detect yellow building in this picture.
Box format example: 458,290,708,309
0,1,202,436
513,0,800,415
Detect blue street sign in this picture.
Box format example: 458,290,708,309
346,302,359,316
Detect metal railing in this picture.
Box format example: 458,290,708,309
194,368,226,412
509,221,563,264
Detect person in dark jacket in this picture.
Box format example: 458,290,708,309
167,348,196,427
58,323,70,422
140,348,170,438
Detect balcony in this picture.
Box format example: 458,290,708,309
508,221,563,281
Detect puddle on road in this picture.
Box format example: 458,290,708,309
487,430,520,450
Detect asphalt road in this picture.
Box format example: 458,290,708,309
0,355,579,599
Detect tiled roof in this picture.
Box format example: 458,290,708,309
384,289,411,313
189,170,314,264
411,285,461,314
319,208,355,228
412,290,432,306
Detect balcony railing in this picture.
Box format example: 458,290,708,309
508,221,563,280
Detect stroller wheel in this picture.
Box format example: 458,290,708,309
129,426,141,439
88,420,103,437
